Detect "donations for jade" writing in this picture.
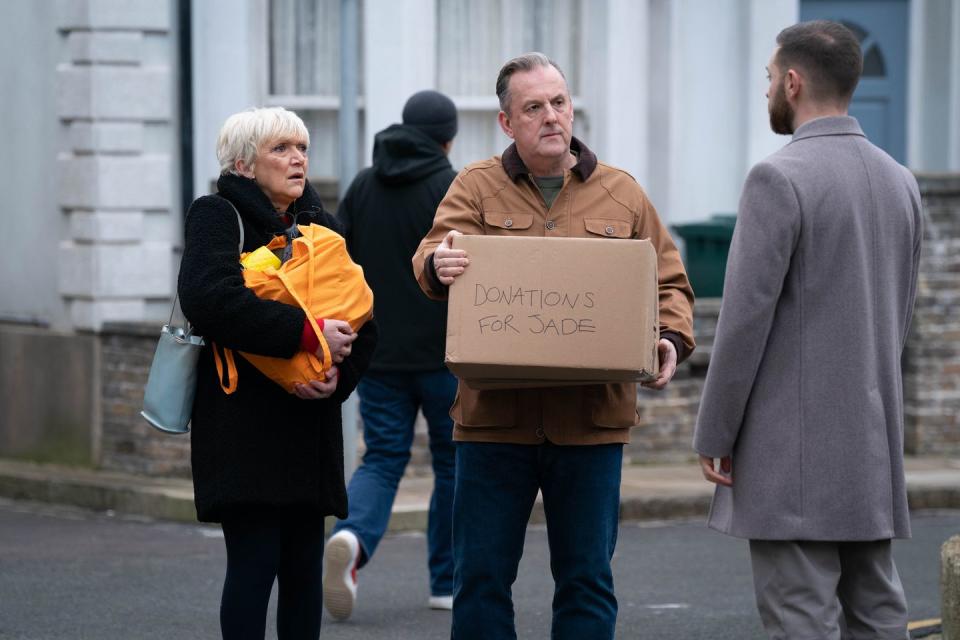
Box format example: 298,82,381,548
472,284,598,336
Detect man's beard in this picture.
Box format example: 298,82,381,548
768,82,795,135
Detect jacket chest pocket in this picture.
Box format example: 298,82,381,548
483,212,534,235
584,218,633,239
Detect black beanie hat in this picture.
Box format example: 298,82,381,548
402,90,458,145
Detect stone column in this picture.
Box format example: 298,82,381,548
55,0,175,330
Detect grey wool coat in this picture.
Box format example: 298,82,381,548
693,116,922,541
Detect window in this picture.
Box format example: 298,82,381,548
263,0,587,180
266,0,364,182
436,0,586,169
841,20,886,77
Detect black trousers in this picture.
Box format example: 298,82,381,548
220,516,325,640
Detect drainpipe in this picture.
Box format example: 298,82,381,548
339,0,359,198
178,0,194,223
339,0,360,481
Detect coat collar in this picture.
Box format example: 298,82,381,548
216,173,325,233
790,115,865,143
501,136,598,182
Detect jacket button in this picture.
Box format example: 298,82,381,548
504,218,513,227
605,225,615,235
535,427,545,439
545,220,556,230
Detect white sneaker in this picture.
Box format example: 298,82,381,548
324,530,360,621
428,595,453,610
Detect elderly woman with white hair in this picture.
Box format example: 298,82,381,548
178,106,378,639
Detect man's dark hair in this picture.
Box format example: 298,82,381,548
495,52,566,113
775,20,863,103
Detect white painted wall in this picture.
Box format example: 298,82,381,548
586,0,650,187
909,0,960,171
670,0,745,223
0,2,66,327
952,0,960,171
909,0,952,170
362,0,436,166
649,0,796,225
191,0,263,196
746,0,800,166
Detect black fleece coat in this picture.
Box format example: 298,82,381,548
338,124,456,372
178,174,378,523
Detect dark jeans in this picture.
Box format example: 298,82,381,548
332,369,457,596
452,441,623,640
220,517,325,640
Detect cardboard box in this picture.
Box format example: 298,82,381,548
445,234,659,386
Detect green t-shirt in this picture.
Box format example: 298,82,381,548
533,175,564,210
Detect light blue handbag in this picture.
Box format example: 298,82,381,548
140,317,204,434
141,203,243,434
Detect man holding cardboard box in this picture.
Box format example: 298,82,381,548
412,52,694,639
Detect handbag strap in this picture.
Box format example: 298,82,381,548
168,197,245,328
209,197,248,395
216,194,245,255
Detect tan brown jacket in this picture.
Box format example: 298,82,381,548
413,139,695,445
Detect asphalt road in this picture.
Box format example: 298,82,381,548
0,499,956,639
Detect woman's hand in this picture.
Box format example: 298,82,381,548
293,366,339,400
319,319,357,363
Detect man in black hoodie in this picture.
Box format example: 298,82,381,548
324,90,459,621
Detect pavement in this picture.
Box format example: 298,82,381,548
1,456,959,532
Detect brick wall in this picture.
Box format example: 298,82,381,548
626,298,718,463
99,323,191,477
904,175,960,455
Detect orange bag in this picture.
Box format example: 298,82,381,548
214,223,373,394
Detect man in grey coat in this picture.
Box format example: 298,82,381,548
694,20,922,640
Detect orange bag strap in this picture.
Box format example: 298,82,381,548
306,226,315,311
207,201,244,395
274,273,331,375
274,235,331,375
303,233,330,374
212,342,239,394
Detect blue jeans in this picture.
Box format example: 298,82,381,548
332,370,457,596
452,441,623,640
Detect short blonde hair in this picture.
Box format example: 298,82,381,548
216,107,310,176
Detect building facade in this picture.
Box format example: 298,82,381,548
2,0,959,331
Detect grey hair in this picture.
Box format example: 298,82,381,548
216,107,310,176
495,52,567,113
